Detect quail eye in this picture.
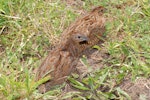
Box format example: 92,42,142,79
72,34,88,44
78,36,81,38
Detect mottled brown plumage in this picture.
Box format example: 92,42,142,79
36,34,89,93
36,6,106,93
60,6,105,51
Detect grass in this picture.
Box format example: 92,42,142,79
0,0,150,100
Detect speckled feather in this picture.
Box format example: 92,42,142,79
60,6,106,51
36,6,106,93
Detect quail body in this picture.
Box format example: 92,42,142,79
36,6,106,93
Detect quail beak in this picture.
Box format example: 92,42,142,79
79,36,89,44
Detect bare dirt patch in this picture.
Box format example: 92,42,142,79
120,78,150,100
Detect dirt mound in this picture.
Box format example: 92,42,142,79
76,45,109,76
120,78,150,100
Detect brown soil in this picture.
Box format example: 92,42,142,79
120,78,150,100
76,43,109,76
